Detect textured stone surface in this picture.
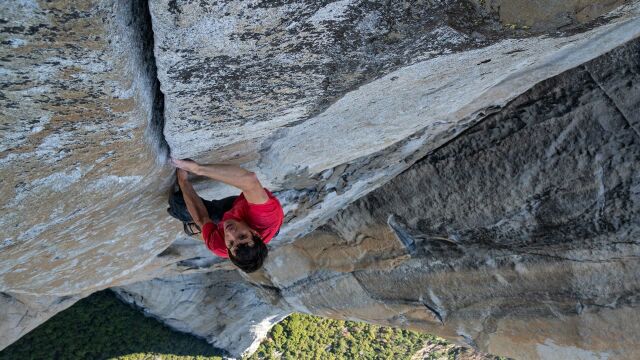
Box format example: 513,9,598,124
0,292,82,349
1,0,640,358
0,0,178,348
112,272,289,357
153,0,500,159
0,0,176,297
116,37,640,359
263,38,640,359
157,0,640,245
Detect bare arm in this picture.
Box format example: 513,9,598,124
177,169,212,230
172,158,269,204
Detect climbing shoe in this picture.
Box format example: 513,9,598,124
183,222,201,236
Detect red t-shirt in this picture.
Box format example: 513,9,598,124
201,189,283,258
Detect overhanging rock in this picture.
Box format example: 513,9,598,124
156,0,640,244
263,38,640,359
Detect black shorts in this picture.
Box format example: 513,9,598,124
167,190,238,225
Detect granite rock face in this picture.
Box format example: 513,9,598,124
0,0,175,347
1,0,640,359
155,0,640,244
115,37,640,359
153,0,502,159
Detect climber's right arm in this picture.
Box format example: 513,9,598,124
177,169,212,229
171,158,269,204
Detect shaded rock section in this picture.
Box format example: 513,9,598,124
474,0,629,31
0,292,82,349
263,38,640,359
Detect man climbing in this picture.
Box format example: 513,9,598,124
168,158,284,273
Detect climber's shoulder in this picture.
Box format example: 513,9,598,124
241,173,269,204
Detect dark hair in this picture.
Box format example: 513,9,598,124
228,233,268,273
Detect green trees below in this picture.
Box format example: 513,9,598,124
249,313,438,360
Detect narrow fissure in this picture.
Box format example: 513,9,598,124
132,0,170,163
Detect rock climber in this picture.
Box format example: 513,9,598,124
168,158,284,273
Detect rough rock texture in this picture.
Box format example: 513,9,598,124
263,39,640,359
112,272,289,357
115,33,640,359
0,0,175,347
0,292,82,348
2,0,640,359
154,0,502,159
155,0,640,243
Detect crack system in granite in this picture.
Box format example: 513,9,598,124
133,0,170,163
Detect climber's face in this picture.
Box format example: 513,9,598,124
223,219,257,256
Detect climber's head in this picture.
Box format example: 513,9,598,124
223,219,268,273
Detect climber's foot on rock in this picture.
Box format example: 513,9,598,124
183,222,201,236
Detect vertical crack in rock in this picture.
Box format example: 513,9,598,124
131,0,170,163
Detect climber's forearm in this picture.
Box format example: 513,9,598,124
178,177,211,228
171,158,268,204
193,163,259,192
